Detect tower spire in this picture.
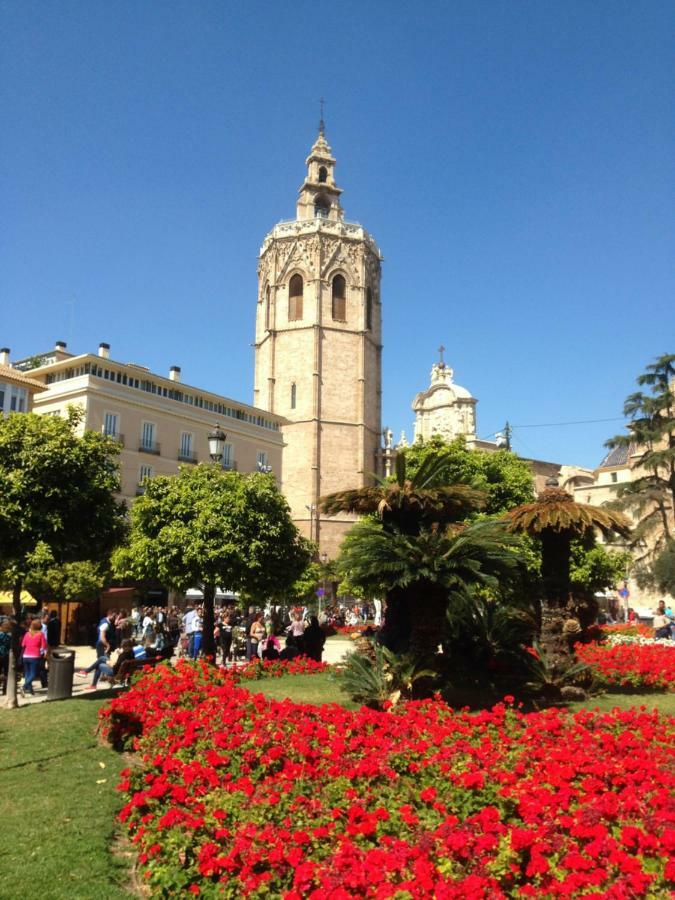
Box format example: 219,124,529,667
318,97,325,135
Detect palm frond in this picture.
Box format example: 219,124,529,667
504,488,631,539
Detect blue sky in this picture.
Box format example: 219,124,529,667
2,1,673,468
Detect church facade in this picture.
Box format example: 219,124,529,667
253,125,383,557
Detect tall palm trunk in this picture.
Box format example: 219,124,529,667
380,586,411,653
539,530,573,666
3,579,22,709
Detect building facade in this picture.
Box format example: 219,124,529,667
0,348,46,414
253,126,383,557
412,354,478,445
11,342,285,504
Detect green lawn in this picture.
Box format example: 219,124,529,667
0,695,132,900
243,672,675,717
243,671,359,709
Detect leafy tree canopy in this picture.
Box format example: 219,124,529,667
650,541,675,597
113,465,311,600
400,436,536,516
605,353,675,552
569,543,632,596
0,409,126,584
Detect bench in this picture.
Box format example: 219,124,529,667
102,653,170,687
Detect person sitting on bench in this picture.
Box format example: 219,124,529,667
77,638,137,690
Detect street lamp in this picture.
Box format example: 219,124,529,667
208,424,227,463
320,551,328,618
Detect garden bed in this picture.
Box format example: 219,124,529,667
101,660,675,897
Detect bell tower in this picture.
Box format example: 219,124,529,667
253,123,383,558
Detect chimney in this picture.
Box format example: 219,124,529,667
98,342,110,360
55,340,67,351
169,365,181,383
0,347,9,366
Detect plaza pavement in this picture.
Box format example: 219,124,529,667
11,635,354,707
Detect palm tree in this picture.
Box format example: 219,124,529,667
320,451,486,536
337,518,522,663
503,485,630,663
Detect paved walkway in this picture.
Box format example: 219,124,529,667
9,636,354,707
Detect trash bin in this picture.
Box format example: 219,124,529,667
47,650,75,701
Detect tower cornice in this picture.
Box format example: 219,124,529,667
260,218,382,260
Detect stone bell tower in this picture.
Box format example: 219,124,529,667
253,120,383,557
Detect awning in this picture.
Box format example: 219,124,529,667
0,589,38,607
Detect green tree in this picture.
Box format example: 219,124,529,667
337,518,522,661
605,353,675,556
25,554,109,604
650,541,675,597
569,542,632,596
0,410,126,708
504,488,630,665
113,465,311,659
400,436,535,515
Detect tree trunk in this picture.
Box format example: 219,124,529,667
379,586,411,653
3,579,23,710
201,582,216,662
409,580,449,664
539,530,574,668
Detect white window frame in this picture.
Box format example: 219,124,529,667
103,411,119,437
179,431,193,460
221,442,234,469
139,464,154,483
140,421,156,451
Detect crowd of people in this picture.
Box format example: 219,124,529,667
0,609,61,695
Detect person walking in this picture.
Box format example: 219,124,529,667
248,613,266,660
0,619,12,695
96,610,117,658
21,618,48,695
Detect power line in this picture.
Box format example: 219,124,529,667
512,416,624,429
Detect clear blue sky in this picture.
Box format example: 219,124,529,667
2,1,673,468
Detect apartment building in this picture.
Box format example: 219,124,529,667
12,341,286,502
0,348,47,414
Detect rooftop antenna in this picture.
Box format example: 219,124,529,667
318,97,325,135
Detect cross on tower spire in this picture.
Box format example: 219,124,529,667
437,344,446,366
318,97,325,135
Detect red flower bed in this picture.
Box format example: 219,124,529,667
576,641,675,691
101,662,675,897
601,623,654,639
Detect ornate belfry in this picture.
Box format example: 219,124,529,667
253,119,383,557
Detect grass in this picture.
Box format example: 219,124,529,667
242,671,359,709
243,672,675,717
0,694,132,900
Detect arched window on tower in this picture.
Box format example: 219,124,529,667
288,274,303,320
290,382,297,409
265,285,271,330
366,286,373,330
332,274,346,321
314,195,329,218
318,166,328,183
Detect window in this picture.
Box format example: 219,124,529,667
179,432,193,461
256,450,269,471
140,421,157,453
103,412,119,437
137,464,153,492
332,274,346,321
290,382,297,409
611,472,618,483
221,442,234,470
9,386,27,412
0,388,5,414
366,286,373,330
314,195,329,218
318,166,328,183
288,274,303,320
265,284,271,330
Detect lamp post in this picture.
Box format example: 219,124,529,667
202,424,227,661
208,424,227,464
320,551,328,619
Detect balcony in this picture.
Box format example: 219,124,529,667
139,441,161,455
135,484,146,496
178,449,198,464
222,460,237,471
104,432,125,446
